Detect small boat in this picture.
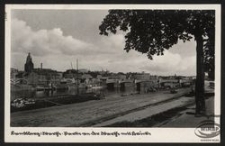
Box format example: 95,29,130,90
170,89,178,94
11,98,36,108
91,86,104,90
36,85,45,91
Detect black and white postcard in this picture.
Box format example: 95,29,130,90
5,4,221,143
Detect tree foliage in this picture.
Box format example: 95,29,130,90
99,10,214,60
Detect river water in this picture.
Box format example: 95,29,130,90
11,83,137,101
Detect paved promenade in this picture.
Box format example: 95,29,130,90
158,96,216,127
11,88,191,127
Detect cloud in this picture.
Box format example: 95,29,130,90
11,18,106,57
96,34,196,75
138,51,196,75
11,18,196,76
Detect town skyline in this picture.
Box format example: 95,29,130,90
11,52,196,77
11,10,196,76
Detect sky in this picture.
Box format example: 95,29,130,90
11,9,196,76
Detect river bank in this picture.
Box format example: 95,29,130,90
11,88,191,127
11,92,104,113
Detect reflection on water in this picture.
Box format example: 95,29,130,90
11,83,136,101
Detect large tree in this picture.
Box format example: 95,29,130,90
99,10,215,115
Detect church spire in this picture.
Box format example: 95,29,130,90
26,52,32,63
24,52,34,73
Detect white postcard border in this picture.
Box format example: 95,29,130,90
5,4,221,143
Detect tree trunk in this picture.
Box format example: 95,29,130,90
195,35,206,115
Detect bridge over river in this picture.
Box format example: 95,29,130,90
105,78,193,92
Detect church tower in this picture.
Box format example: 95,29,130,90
24,53,34,73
